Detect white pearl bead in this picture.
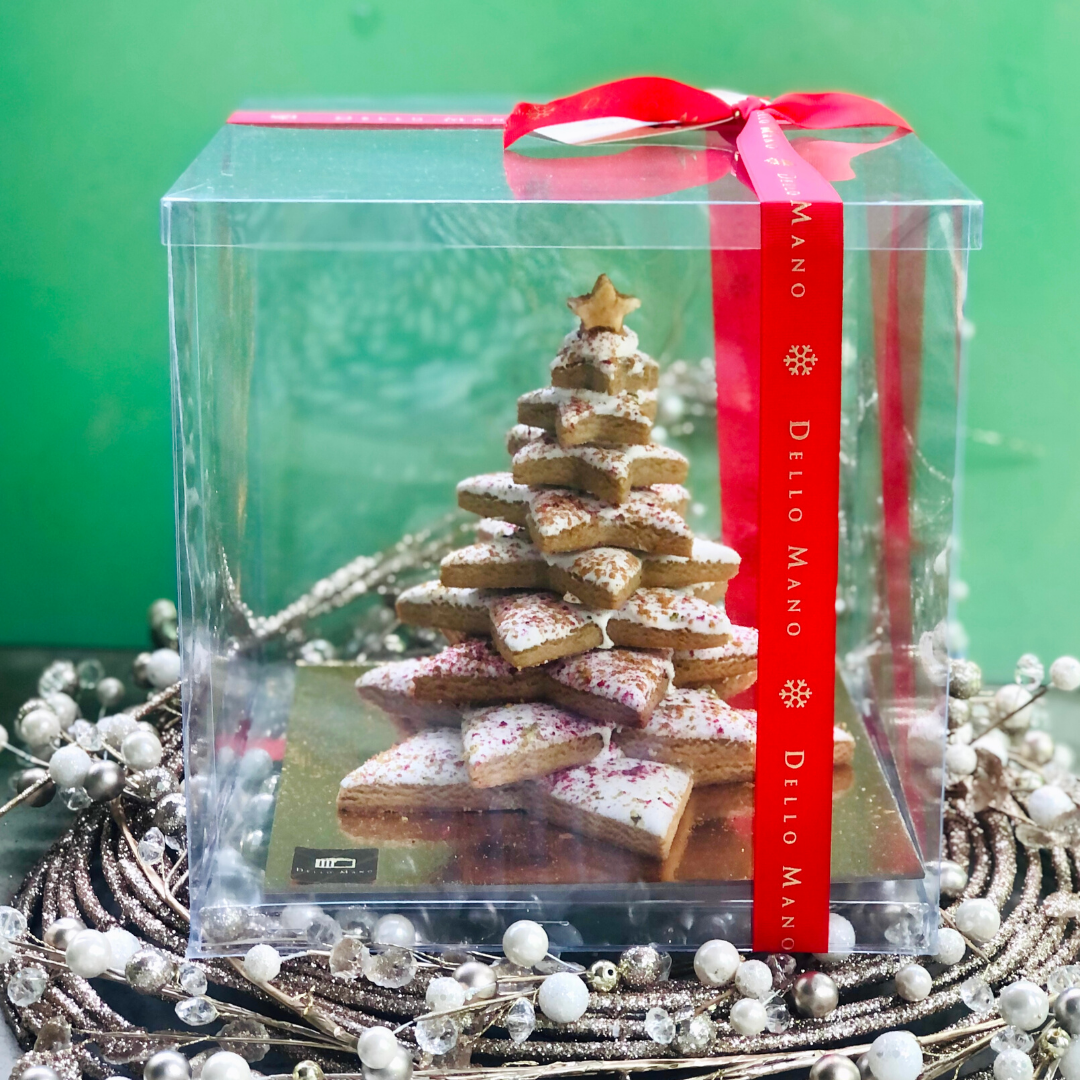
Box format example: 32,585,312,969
242,943,282,983
425,976,467,1012
944,743,977,776
815,913,857,963
374,914,415,947
48,744,93,788
104,926,142,970
279,903,323,930
729,997,768,1035
995,1049,1034,1080
1060,1039,1080,1080
66,928,114,978
1027,785,1075,828
998,979,1049,1030
867,1030,923,1080
932,927,966,966
146,649,182,689
200,1051,251,1080
974,728,1010,764
895,964,932,1002
122,730,163,771
537,971,589,1023
734,958,773,999
22,708,61,746
1051,656,1080,692
45,693,80,730
953,898,1000,943
358,1026,400,1069
502,920,548,968
994,684,1034,730
694,939,741,987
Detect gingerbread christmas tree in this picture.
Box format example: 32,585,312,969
339,276,848,863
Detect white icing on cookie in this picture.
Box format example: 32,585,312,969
512,434,687,482
609,589,731,637
649,538,742,569
457,472,531,503
556,326,640,363
642,688,757,742
340,728,468,789
462,702,607,768
547,649,673,715
441,536,543,569
528,486,690,543
488,593,595,652
542,747,691,838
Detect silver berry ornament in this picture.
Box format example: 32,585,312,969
126,947,176,992
792,971,840,1017
96,676,126,709
84,759,127,802
948,659,982,699
18,1067,62,1080
43,916,86,952
13,768,55,806
1055,987,1080,1035
809,1054,862,1080
618,944,665,988
1044,1028,1072,1058
938,859,969,898
154,792,187,835
453,961,496,1001
144,1050,192,1080
586,959,619,992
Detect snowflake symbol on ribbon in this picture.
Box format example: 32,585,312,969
783,345,818,375
779,679,812,708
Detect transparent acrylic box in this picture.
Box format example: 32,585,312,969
163,101,981,957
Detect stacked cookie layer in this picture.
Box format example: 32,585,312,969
339,276,846,862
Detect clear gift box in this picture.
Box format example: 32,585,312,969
162,98,981,956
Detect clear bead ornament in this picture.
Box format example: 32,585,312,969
644,1007,676,1045
176,995,220,1026
505,997,536,1044
763,993,793,1033
960,976,995,1013
329,937,366,980
0,906,29,941
138,827,166,864
361,945,416,989
70,719,104,751
59,786,92,811
178,962,209,997
75,659,106,691
415,1015,460,1055
1048,966,1080,994
8,964,49,1006
991,1027,1036,1055
1015,653,1045,690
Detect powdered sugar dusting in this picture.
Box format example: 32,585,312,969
556,326,640,362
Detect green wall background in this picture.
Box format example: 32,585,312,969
2,0,1077,679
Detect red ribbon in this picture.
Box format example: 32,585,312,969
509,78,911,953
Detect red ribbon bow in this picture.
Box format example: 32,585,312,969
503,76,910,148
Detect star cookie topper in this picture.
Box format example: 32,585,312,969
567,274,641,334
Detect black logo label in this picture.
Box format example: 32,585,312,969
291,847,378,884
